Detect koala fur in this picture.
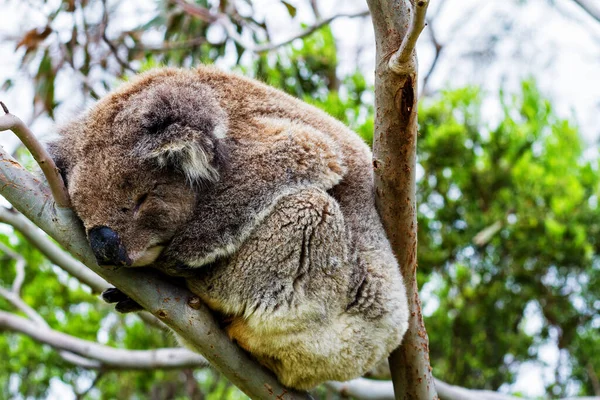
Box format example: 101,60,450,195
49,66,409,390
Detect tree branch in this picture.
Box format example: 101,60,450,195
0,118,311,399
0,287,47,326
0,311,209,370
0,207,109,294
366,0,436,399
325,377,600,400
170,0,369,53
388,0,430,75
571,0,600,23
420,16,443,98
100,0,135,73
0,103,70,207
0,241,26,294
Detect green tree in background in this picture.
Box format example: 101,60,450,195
0,0,598,398
417,82,600,397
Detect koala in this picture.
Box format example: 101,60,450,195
49,66,409,390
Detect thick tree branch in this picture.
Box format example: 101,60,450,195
170,0,369,53
0,103,70,207
366,0,435,399
0,311,209,370
0,118,310,399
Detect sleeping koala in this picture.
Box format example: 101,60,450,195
49,66,409,390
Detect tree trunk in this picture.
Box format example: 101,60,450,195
366,0,437,399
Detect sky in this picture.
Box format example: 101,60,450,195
0,0,599,398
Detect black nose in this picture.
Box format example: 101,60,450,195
88,226,131,267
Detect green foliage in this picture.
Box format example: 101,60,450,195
417,81,600,396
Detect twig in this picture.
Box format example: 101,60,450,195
473,220,503,247
0,242,26,294
135,37,209,53
572,0,600,23
170,0,369,53
100,0,135,73
0,287,47,326
76,371,104,400
0,283,108,368
388,0,430,74
0,103,71,207
587,362,600,396
420,16,443,98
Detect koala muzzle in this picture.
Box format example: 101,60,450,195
88,226,132,267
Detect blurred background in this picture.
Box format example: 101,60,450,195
0,0,599,399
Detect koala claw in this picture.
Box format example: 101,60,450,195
101,287,129,303
114,298,144,313
101,287,144,313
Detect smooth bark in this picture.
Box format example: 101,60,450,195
366,0,436,399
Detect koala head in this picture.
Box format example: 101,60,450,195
49,70,228,267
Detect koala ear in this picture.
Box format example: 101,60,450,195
135,86,228,185
46,139,71,186
141,129,222,184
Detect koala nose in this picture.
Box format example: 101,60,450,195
88,226,131,267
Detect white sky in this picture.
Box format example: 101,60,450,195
1,0,599,398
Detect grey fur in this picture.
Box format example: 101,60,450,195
49,66,409,390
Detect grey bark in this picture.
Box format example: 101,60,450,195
365,0,436,399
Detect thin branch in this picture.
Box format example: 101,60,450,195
325,379,394,400
587,362,600,396
473,220,503,247
420,16,443,98
325,378,600,400
170,0,369,53
0,310,209,370
135,37,209,53
0,139,310,399
0,103,70,207
0,287,47,326
0,283,110,368
100,0,135,72
572,0,600,23
0,241,26,294
75,371,104,400
0,207,109,294
388,0,430,74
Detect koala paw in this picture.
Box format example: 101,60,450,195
101,287,144,313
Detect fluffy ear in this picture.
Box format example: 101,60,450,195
135,83,229,185
46,139,71,186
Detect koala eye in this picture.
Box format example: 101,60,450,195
133,193,149,213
